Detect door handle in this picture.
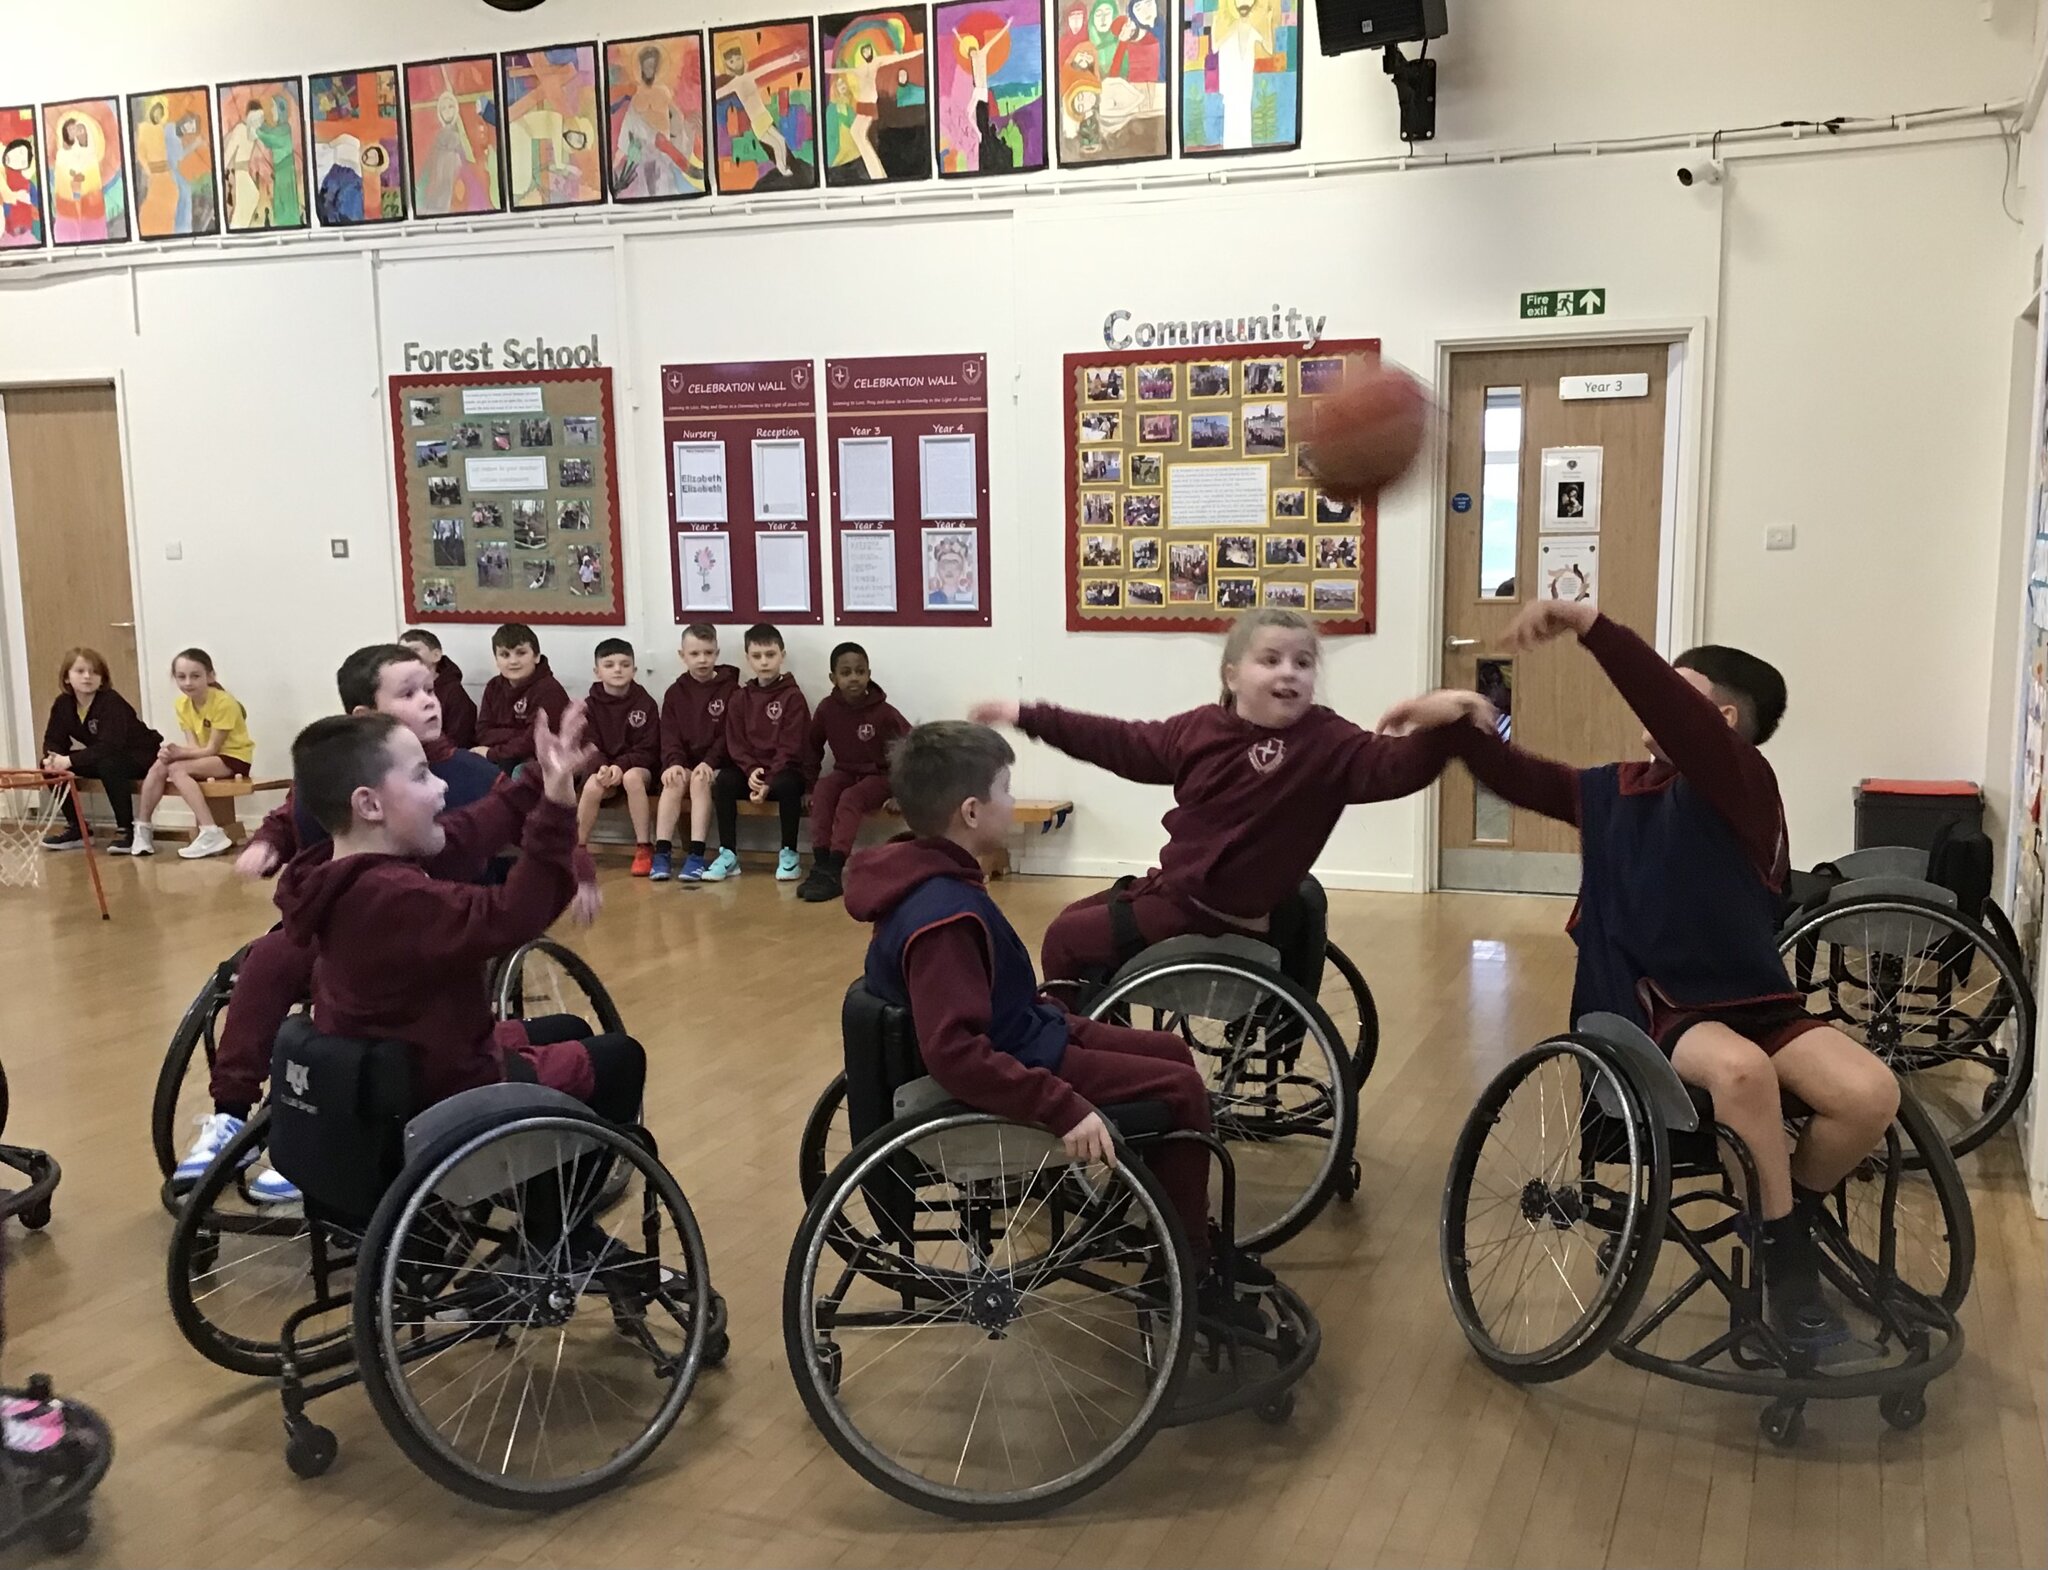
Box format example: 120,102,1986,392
110,621,133,628
1445,636,1479,650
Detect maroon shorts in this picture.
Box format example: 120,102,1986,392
219,756,252,779
1649,998,1830,1058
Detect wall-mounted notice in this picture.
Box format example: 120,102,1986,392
825,352,992,627
661,359,823,625
1540,446,1603,533
1537,534,1600,608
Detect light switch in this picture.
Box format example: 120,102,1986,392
165,541,183,561
1765,525,1796,552
330,539,350,559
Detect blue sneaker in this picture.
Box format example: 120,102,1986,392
648,849,672,882
678,852,708,882
776,848,802,881
173,1112,247,1186
700,848,740,882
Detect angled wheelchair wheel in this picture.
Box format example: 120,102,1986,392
1320,941,1380,1090
1441,1037,1670,1383
1088,953,1353,1252
152,944,250,1183
796,1071,851,1206
786,1109,1194,1520
492,940,624,1036
1780,894,2034,1158
1822,1083,1974,1315
166,1110,357,1378
354,1112,710,1510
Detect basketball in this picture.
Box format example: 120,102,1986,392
1304,365,1430,505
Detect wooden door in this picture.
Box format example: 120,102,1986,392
1438,344,1670,893
4,386,141,748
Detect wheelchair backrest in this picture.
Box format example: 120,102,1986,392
841,981,929,1147
268,1017,415,1223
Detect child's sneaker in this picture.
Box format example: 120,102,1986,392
648,849,672,882
247,1166,302,1205
699,848,739,881
107,828,139,855
796,861,843,903
630,844,654,877
127,823,155,856
677,852,707,882
40,826,83,852
776,847,802,881
173,1112,247,1186
179,825,234,859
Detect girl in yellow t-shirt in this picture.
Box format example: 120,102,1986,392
134,647,255,859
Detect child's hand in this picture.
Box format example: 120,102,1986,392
595,764,622,791
40,753,66,773
1376,690,1498,737
569,880,604,927
1501,599,1597,651
158,741,179,763
234,841,282,879
747,767,767,802
968,700,1020,728
691,762,713,786
534,704,594,807
1061,1110,1116,1169
661,764,685,790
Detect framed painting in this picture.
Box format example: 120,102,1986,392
216,78,310,232
710,20,820,194
0,106,45,248
502,41,605,210
934,0,1047,178
1052,0,1169,168
41,98,127,246
126,86,218,239
606,31,708,201
405,54,504,217
1179,0,1301,156
820,8,931,187
310,65,406,226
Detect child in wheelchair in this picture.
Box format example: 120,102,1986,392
844,720,1272,1333
1383,600,1901,1350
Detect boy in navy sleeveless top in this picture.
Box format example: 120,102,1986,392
846,721,1270,1331
1386,602,1899,1349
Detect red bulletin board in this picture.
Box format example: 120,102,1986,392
662,359,824,626
825,353,992,626
1062,338,1380,635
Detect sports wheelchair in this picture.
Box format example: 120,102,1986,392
1440,1014,1969,1446
0,1375,111,1556
784,982,1320,1520
1779,847,2035,1158
166,1020,724,1507
0,1060,58,1235
152,936,621,1201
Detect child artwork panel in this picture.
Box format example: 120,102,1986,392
217,79,310,232
126,87,218,239
607,32,709,200
310,66,406,226
503,42,605,210
934,0,1047,177
0,106,45,248
821,8,932,187
1052,0,1170,168
711,21,820,194
406,55,504,217
1179,0,1301,155
42,97,128,246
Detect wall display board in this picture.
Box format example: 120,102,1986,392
663,359,824,625
1063,336,1378,633
390,367,626,624
825,352,991,625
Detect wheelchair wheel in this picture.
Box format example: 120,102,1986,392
1441,1037,1670,1383
796,1071,851,1206
492,939,624,1035
166,1110,356,1378
1780,895,2034,1158
786,1109,1193,1520
1319,941,1380,1090
1088,952,1354,1252
354,1112,710,1510
1823,1083,1975,1315
151,944,250,1183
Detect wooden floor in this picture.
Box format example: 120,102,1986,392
3,855,2043,1569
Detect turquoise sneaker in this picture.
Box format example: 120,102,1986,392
776,848,802,881
700,848,740,882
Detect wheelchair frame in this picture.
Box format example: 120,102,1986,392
0,1378,112,1556
0,1062,58,1234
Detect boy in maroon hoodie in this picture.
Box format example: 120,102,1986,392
709,624,811,882
653,624,740,883
797,642,910,904
848,720,1269,1332
576,638,660,875
399,627,478,749
473,622,571,772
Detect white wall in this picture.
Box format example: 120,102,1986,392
0,3,2032,881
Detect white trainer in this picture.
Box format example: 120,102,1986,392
173,1112,247,1185
246,1166,302,1205
179,826,234,860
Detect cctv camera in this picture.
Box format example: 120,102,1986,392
1676,161,1723,188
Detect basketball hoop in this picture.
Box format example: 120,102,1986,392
0,771,110,920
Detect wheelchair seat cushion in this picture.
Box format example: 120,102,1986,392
267,1016,415,1223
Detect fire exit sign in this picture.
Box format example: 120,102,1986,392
1521,288,1606,319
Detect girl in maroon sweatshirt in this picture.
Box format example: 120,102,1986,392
798,642,911,903
399,628,478,749
577,638,661,873
474,624,571,770
972,608,1459,986
40,646,163,853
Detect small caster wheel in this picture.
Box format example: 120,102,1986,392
20,1199,50,1230
1337,1159,1362,1202
187,1232,219,1280
1760,1399,1804,1449
815,1342,842,1395
1981,1078,2007,1118
1879,1390,1927,1431
284,1418,337,1479
1256,1389,1297,1425
25,1373,52,1402
703,1329,730,1368
1596,1235,1621,1276
39,1509,92,1554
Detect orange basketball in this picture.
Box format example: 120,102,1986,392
1304,365,1430,505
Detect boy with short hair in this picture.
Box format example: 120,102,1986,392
846,721,1268,1331
474,622,570,772
797,642,909,904
710,624,811,882
398,627,478,749
653,623,740,883
1384,601,1901,1348
578,638,660,875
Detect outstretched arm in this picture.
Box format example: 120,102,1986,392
973,699,1182,786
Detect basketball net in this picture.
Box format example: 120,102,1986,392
0,771,72,890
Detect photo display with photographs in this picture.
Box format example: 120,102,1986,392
1064,337,1379,633
391,367,625,623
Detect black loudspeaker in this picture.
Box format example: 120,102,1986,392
1315,0,1447,57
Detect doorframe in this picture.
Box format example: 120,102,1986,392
1415,317,1714,894
0,370,152,769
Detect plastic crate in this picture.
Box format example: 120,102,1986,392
1853,779,1982,854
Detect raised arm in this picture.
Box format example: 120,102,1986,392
999,700,1183,786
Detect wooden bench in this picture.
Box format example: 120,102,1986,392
731,795,1075,877
75,775,289,843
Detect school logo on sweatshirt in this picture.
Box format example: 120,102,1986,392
708,698,726,718
513,696,530,718
629,709,649,729
767,700,785,722
857,722,876,741
1247,737,1286,774
86,719,99,735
